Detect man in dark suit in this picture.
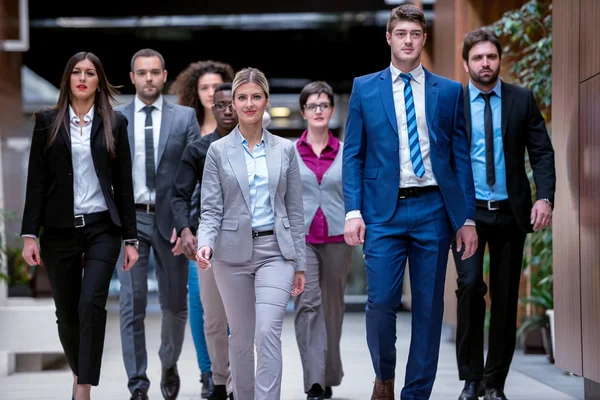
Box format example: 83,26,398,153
342,5,477,400
453,29,555,400
171,82,237,400
116,48,201,400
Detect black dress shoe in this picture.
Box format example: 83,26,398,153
161,364,181,399
208,385,228,400
459,380,484,400
324,386,332,399
307,383,325,400
130,389,149,400
201,371,214,398
484,388,508,400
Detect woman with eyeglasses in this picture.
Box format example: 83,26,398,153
293,81,353,400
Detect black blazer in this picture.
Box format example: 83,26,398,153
21,108,137,239
171,130,221,236
464,81,556,233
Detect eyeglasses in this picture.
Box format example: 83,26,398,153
303,103,332,112
214,102,234,112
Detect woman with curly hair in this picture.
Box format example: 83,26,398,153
170,60,235,136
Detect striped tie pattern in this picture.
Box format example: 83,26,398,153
400,73,424,178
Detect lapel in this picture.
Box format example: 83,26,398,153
464,86,472,143
263,129,281,210
423,68,439,145
58,113,72,159
226,127,251,209
122,101,136,161
378,68,399,134
90,113,102,144
157,100,174,167
501,82,513,140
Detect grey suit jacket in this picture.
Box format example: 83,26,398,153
197,127,306,272
116,98,201,240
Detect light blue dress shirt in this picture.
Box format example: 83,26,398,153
240,132,274,231
469,79,508,201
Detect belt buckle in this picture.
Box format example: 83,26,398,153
252,231,259,239
487,200,500,211
146,204,154,214
74,215,86,228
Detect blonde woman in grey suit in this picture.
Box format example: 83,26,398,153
196,67,306,400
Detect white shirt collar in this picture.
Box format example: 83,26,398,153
135,95,163,113
69,104,94,124
390,63,424,84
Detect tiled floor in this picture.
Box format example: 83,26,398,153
0,302,581,399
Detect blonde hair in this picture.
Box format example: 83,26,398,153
232,67,270,98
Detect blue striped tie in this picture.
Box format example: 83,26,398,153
400,73,424,178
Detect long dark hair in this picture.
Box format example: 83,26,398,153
48,52,119,156
169,60,234,127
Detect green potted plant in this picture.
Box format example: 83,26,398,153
517,273,554,362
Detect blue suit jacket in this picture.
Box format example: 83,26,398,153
342,67,475,231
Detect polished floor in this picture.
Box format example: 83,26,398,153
0,301,582,399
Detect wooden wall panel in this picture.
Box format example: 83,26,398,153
552,0,583,375
580,0,600,81
0,0,23,138
579,75,600,383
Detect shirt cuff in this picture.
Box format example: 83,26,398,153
345,210,363,221
22,234,37,239
463,219,476,227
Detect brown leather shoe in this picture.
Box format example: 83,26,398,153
371,377,395,400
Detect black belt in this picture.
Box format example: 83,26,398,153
476,199,510,211
398,185,439,199
74,211,110,228
136,203,155,213
252,230,274,239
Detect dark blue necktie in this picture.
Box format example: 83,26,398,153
400,73,424,178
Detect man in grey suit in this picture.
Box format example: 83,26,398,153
116,48,201,400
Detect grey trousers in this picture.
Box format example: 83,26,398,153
294,241,353,391
213,235,295,400
198,265,232,391
117,211,189,392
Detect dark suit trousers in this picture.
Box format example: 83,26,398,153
40,218,121,386
452,207,526,389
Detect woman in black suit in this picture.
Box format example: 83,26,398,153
20,52,139,400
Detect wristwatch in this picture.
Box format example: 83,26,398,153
539,198,554,209
124,239,139,250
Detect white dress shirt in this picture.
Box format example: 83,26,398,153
70,105,108,215
390,63,438,188
133,95,163,204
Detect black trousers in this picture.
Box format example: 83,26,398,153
40,216,121,386
452,207,527,389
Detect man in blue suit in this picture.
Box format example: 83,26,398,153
342,5,478,400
